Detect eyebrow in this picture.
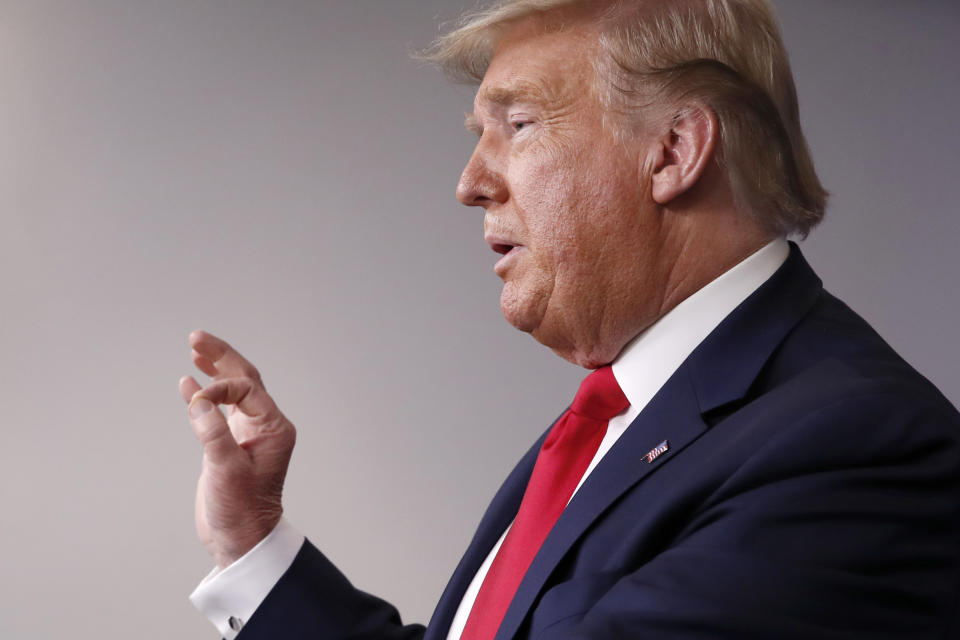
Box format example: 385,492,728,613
464,80,551,137
477,80,550,108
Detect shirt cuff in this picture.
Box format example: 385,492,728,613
189,518,305,639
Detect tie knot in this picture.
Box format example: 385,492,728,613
570,365,629,421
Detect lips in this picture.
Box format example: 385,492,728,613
485,233,525,276
485,233,523,255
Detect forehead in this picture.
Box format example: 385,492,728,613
473,22,599,110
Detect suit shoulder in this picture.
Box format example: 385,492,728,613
755,287,958,419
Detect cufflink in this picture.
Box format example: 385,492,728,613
228,616,244,632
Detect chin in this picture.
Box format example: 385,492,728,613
499,282,621,369
498,275,556,332
499,292,541,334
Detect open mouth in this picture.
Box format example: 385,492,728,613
485,233,525,270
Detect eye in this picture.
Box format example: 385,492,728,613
510,118,534,132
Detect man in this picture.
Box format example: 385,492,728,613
181,1,960,638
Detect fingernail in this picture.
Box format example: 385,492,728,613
190,398,214,418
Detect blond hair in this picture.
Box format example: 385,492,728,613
424,0,827,237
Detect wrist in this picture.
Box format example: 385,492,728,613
211,514,283,568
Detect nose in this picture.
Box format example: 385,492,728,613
456,146,508,208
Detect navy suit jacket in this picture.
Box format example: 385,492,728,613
238,245,960,639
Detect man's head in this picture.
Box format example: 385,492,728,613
428,0,826,368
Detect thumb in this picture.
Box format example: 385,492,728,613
188,394,245,464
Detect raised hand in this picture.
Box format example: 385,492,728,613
179,330,296,568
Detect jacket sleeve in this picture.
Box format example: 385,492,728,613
237,540,427,640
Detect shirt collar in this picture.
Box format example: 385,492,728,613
612,238,790,415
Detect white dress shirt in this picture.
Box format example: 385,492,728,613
192,238,791,640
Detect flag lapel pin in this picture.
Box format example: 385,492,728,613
643,440,670,464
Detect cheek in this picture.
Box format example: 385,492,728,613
510,156,585,253
508,138,638,280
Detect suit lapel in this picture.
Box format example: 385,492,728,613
494,364,708,640
686,242,823,414
494,243,823,640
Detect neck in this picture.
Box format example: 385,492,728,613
558,221,776,369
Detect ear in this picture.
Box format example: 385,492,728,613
649,104,719,205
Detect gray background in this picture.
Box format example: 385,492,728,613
1,1,957,637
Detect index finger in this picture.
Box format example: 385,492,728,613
193,377,278,421
189,330,263,383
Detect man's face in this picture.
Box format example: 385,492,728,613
457,22,675,367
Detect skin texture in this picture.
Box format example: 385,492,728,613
180,331,294,568
182,14,773,566
459,19,771,368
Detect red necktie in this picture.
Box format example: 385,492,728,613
460,365,629,640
